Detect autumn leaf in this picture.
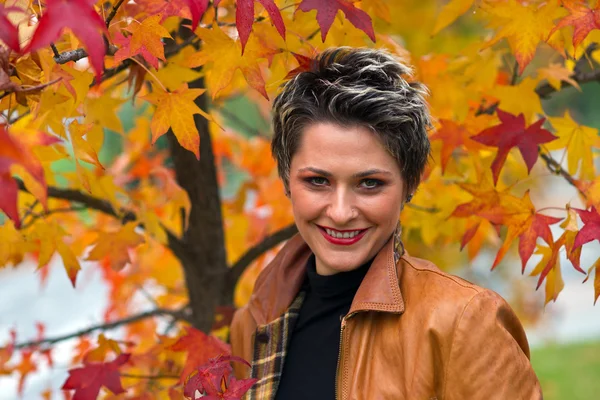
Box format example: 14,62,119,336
429,119,482,173
183,355,255,400
573,207,600,249
15,350,36,395
538,63,581,92
86,222,145,271
113,14,172,69
549,0,600,50
62,353,130,400
141,84,209,159
546,111,600,180
236,0,285,53
0,124,60,228
471,109,557,185
482,0,566,73
169,326,231,383
530,244,564,304
582,257,600,304
135,0,209,30
297,0,375,43
22,0,108,80
0,4,20,52
432,0,474,35
188,24,278,99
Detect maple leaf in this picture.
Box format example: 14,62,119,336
15,350,36,395
582,257,600,304
0,4,20,52
297,0,375,43
0,124,60,228
538,63,581,92
134,0,209,30
573,207,600,249
169,327,231,383
429,119,482,173
236,0,285,53
188,25,278,99
471,109,557,185
432,0,474,35
546,111,600,180
530,244,564,304
549,0,600,50
482,0,566,73
86,222,145,271
183,355,256,400
113,15,171,69
62,353,130,400
141,84,209,159
22,0,108,80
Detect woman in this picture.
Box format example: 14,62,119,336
230,47,542,400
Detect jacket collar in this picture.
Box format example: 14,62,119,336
248,233,405,326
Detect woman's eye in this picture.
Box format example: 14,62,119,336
308,177,328,186
360,179,382,189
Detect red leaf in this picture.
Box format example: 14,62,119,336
518,213,563,272
0,125,60,227
574,207,600,248
22,0,108,81
285,52,316,80
62,353,130,400
297,0,375,42
236,0,285,53
169,327,231,382
549,0,600,50
183,355,255,400
184,0,210,31
0,5,20,52
471,109,557,185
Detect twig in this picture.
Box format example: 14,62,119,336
574,43,599,75
106,0,126,28
14,178,189,263
20,205,87,230
13,306,189,350
538,149,586,198
406,203,440,213
50,44,60,58
510,60,520,85
227,224,298,285
536,68,600,98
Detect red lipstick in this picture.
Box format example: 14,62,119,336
317,225,368,246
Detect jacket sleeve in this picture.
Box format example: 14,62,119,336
442,289,543,400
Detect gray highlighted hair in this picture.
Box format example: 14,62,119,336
271,46,432,197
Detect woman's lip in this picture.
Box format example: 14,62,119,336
317,225,369,246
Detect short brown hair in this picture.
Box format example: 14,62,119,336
271,46,432,197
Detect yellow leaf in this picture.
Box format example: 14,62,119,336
141,84,208,159
127,14,172,61
530,245,564,305
0,220,29,267
482,0,566,73
141,209,168,244
546,111,600,179
68,121,104,169
86,222,145,271
490,77,543,122
432,0,474,35
84,92,126,134
538,63,581,92
188,24,278,99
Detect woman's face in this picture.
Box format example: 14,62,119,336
288,122,405,276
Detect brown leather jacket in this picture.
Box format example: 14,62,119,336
231,234,543,399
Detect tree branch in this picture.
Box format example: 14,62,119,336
536,68,600,98
15,178,190,263
13,306,189,350
538,149,587,198
106,0,127,28
227,224,298,286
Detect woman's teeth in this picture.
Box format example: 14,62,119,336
325,228,362,239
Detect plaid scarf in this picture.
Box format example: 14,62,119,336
244,291,306,400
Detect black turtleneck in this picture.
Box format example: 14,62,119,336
274,255,372,400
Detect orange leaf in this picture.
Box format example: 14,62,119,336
113,14,172,69
141,84,208,159
86,222,145,271
549,0,600,50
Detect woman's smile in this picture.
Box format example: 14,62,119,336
316,225,370,245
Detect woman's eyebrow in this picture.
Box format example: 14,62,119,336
352,169,393,178
297,167,332,176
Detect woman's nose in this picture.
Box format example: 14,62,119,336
326,190,356,225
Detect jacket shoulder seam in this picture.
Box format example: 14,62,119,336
401,256,482,293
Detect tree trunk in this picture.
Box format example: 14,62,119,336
166,76,228,332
